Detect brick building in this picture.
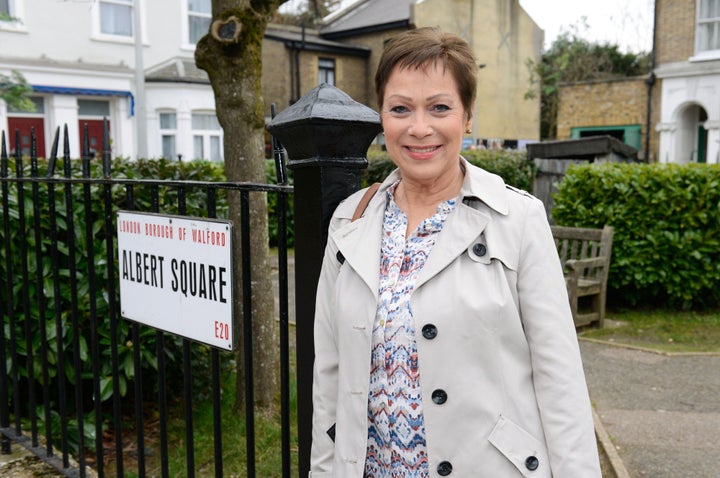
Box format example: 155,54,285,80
556,0,720,164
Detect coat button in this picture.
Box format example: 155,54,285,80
421,324,438,340
525,455,539,471
431,389,447,404
472,243,487,257
437,460,453,476
336,251,345,264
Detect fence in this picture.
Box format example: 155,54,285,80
0,122,293,477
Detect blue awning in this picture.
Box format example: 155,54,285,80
31,85,136,116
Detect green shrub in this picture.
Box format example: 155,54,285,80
552,163,720,309
363,148,536,192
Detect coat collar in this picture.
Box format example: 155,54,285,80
375,157,509,216
333,157,509,296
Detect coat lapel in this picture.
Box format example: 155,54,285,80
416,159,508,289
416,202,490,289
333,190,386,300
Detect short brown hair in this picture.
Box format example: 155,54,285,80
375,27,478,118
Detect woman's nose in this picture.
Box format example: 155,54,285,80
408,112,432,137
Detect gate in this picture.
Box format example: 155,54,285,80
0,123,294,477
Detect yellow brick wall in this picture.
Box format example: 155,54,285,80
261,38,371,117
262,38,292,116
557,78,648,148
655,0,696,64
332,27,410,109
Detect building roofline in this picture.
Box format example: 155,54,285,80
320,20,411,40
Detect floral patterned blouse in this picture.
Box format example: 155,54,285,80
365,183,457,478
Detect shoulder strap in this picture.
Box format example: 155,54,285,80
351,182,381,222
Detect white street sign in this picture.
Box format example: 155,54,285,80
117,211,235,350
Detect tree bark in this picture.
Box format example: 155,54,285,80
195,0,286,411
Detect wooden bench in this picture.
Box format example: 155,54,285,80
550,225,614,328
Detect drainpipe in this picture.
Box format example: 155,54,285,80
133,0,147,159
644,0,658,162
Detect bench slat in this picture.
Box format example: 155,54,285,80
551,225,614,328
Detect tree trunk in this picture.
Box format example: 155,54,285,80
195,0,285,411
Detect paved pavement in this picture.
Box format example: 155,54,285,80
581,339,720,477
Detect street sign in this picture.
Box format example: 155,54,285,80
117,211,235,350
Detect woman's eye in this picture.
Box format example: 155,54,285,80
432,104,450,113
389,105,409,114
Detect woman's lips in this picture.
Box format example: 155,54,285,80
405,145,440,154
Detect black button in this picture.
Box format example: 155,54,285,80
336,251,345,264
525,455,539,471
431,389,447,404
437,460,453,476
421,324,438,340
472,243,487,257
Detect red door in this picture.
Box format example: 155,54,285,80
78,119,110,158
7,117,46,158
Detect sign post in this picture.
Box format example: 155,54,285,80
117,211,235,350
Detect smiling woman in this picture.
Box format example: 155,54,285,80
310,27,603,478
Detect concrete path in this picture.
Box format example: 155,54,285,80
581,339,720,477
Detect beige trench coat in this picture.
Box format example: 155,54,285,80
310,161,601,477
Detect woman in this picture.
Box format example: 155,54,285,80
310,27,601,477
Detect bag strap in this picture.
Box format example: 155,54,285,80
351,182,381,222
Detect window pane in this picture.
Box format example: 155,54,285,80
318,58,335,86
8,96,44,114
189,15,210,44
160,112,177,129
210,136,221,161
78,100,110,116
701,0,720,18
100,1,133,36
162,135,176,159
194,135,204,159
188,0,211,14
699,21,720,51
0,0,10,15
192,113,220,130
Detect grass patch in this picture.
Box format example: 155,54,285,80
106,364,299,478
578,307,720,353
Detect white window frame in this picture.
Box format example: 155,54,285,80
0,0,27,32
91,0,148,45
191,111,223,162
159,111,178,160
318,58,336,86
692,0,720,61
181,0,212,50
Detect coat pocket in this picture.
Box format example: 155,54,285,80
488,415,551,477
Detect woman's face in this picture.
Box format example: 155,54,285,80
381,62,471,187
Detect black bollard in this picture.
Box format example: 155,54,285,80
267,83,382,477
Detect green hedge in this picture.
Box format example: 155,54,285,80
363,148,536,192
553,163,720,309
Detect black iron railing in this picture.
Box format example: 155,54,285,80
0,123,293,478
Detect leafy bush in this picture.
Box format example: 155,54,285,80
363,148,536,192
553,163,720,309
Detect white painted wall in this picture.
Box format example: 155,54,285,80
657,65,720,164
0,0,217,160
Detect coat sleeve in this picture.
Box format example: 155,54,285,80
309,219,343,477
516,198,602,477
